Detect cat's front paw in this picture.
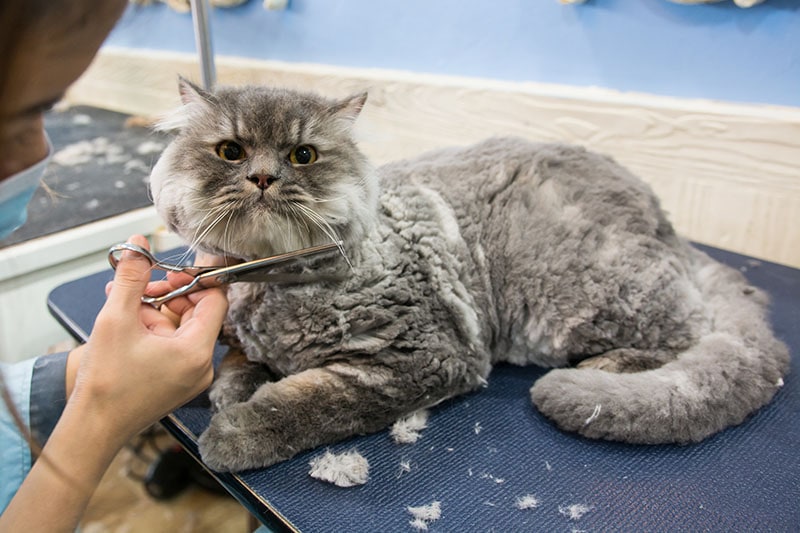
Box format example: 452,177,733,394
208,376,255,412
208,357,276,412
199,403,289,472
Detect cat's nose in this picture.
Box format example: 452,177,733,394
247,174,279,190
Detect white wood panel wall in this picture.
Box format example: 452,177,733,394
0,208,166,362
68,48,800,268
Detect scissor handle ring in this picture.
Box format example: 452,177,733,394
108,243,157,270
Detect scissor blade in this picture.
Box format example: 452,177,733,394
202,241,343,284
141,242,343,308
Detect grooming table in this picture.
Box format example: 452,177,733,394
48,244,799,532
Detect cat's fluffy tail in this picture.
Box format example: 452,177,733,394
530,248,790,444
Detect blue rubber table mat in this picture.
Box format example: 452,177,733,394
48,244,800,532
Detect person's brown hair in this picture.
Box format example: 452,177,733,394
0,0,128,113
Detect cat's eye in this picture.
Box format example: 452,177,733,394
289,145,318,165
216,141,247,162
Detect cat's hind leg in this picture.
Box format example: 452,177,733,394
531,348,681,442
530,333,787,444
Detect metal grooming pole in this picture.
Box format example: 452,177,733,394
190,0,216,90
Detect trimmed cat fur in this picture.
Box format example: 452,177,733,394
149,80,789,472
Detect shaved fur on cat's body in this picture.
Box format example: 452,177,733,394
150,81,789,472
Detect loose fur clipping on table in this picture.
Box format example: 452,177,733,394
147,79,790,473
390,409,430,444
407,501,442,531
307,449,369,487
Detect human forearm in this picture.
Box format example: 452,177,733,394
0,236,226,531
0,391,128,532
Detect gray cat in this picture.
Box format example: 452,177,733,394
149,79,790,473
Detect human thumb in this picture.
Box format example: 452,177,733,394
106,234,154,310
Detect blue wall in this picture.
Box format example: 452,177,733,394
107,0,800,107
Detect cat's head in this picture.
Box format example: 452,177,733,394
149,78,377,261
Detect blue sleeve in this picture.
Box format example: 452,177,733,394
0,352,69,514
0,358,36,513
29,352,68,446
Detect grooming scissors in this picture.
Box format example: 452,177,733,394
108,241,343,308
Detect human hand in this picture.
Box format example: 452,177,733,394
139,248,232,327
67,235,228,445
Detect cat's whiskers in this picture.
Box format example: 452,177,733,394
276,214,291,254
194,207,229,243
285,202,317,254
221,207,238,263
188,205,235,257
186,204,226,247
306,175,370,205
291,202,340,243
291,201,352,268
287,202,313,238
307,193,350,204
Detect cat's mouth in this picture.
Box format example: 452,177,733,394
247,191,273,208
256,188,273,200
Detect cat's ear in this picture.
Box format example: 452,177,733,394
178,76,211,105
155,76,213,133
328,92,368,129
